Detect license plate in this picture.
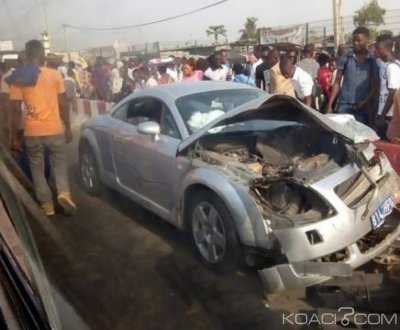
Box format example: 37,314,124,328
370,196,396,230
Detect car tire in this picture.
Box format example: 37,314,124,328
187,190,244,273
79,144,102,196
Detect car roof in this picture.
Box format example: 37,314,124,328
132,81,259,100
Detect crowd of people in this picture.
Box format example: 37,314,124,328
57,28,400,144
1,27,400,216
67,50,238,103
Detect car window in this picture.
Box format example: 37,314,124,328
112,99,163,125
126,99,163,126
161,109,180,139
175,89,265,134
112,102,129,121
112,98,180,139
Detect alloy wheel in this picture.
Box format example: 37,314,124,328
192,201,227,264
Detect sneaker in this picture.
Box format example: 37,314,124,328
41,203,55,216
57,192,77,216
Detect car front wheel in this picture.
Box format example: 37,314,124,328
188,191,243,272
79,144,102,196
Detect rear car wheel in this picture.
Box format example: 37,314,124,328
79,144,102,196
188,191,244,272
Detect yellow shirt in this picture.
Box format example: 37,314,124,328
270,63,296,98
9,67,65,137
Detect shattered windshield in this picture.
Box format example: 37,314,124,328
175,89,264,133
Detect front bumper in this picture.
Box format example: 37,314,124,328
259,215,400,292
259,162,400,293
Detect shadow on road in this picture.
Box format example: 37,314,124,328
27,162,298,330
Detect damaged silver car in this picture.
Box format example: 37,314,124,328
79,82,400,293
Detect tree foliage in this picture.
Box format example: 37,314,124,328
239,17,258,42
354,0,386,28
206,25,227,44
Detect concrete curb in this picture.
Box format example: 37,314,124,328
71,99,113,129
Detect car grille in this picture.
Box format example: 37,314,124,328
335,164,383,208
313,248,349,263
356,215,399,254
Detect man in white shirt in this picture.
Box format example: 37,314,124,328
374,34,400,139
139,68,158,89
220,49,233,80
251,45,263,80
280,55,314,106
204,52,228,81
127,59,136,81
166,59,178,82
110,61,124,100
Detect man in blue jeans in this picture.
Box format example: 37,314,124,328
10,40,76,216
328,27,379,125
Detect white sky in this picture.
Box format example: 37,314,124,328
0,0,399,50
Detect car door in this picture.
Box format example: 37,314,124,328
111,97,182,212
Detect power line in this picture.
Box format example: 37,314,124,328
62,0,228,31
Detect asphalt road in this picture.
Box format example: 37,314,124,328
26,135,400,330
25,137,308,330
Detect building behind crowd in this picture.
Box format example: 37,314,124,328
49,8,400,65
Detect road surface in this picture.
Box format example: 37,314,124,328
25,137,308,330
26,135,400,330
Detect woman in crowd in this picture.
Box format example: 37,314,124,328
317,53,333,100
92,56,111,101
329,58,338,86
182,58,203,82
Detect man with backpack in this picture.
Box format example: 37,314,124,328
374,34,400,139
328,27,379,124
9,40,76,216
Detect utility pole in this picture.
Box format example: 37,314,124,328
42,0,52,51
305,23,309,45
62,25,71,61
333,0,342,49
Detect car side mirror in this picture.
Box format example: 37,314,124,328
137,121,161,142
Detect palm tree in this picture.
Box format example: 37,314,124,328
239,17,258,42
206,25,227,44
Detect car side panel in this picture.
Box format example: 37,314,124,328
175,167,271,249
81,115,120,176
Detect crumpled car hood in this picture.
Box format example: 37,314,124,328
178,94,379,152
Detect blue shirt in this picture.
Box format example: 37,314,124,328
337,51,378,104
233,74,255,86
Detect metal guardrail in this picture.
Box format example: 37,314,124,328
0,144,61,329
